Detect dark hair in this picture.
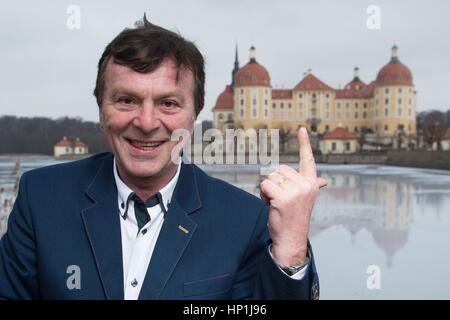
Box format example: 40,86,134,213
93,14,205,116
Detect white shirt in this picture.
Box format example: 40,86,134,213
114,159,180,300
113,159,307,300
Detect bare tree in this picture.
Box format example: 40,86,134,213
423,111,448,150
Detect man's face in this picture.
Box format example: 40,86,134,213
100,58,196,183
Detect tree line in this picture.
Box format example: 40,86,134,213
0,110,449,155
0,116,109,155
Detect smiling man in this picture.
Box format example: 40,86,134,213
0,15,324,300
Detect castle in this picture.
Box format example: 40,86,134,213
212,45,417,150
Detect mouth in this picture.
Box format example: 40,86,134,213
126,138,167,152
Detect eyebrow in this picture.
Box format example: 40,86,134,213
110,88,187,104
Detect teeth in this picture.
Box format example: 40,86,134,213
130,140,163,148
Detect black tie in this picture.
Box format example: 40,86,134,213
132,193,162,232
121,192,168,232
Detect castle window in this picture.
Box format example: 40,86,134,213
363,111,367,119
288,103,292,109
364,103,367,108
264,109,268,117
384,108,389,116
240,99,244,106
265,99,268,106
385,88,389,94
218,113,224,120
346,103,349,108
240,109,244,117
398,88,402,93
273,103,276,109
355,112,358,119
384,125,389,131
385,99,389,105
240,89,244,95
398,108,402,116
312,93,316,98
280,103,284,109
398,98,402,104
355,103,358,108
326,93,329,98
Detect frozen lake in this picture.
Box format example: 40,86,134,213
1,155,450,299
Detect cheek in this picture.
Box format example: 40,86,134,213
102,111,131,132
163,113,195,132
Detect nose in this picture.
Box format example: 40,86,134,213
132,102,161,134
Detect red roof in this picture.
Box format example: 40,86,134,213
213,85,234,110
54,137,71,147
236,61,271,87
336,78,374,99
376,61,413,86
272,89,292,99
323,127,358,140
293,73,334,91
74,138,87,147
443,129,450,140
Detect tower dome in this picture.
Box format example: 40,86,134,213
235,46,271,87
376,45,413,86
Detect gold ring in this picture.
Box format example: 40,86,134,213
277,177,286,187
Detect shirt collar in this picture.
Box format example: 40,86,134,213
113,158,181,219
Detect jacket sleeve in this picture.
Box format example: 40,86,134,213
231,205,319,300
0,173,40,299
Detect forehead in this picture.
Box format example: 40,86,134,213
104,58,195,97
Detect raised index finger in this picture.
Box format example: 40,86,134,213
298,127,317,178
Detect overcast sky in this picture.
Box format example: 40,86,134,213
1,0,449,123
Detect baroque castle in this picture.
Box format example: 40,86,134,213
212,45,417,149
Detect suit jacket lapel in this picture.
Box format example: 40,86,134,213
81,153,124,300
138,163,201,300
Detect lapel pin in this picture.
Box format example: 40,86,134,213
178,225,189,234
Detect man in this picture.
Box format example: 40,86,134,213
0,16,326,299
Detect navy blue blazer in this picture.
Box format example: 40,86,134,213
0,152,319,299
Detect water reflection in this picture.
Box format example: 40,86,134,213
1,158,450,298
201,163,450,298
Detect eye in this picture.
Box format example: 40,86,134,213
117,96,136,105
162,100,179,109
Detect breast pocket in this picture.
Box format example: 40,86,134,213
183,273,230,297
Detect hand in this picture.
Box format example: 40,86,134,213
260,127,327,267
